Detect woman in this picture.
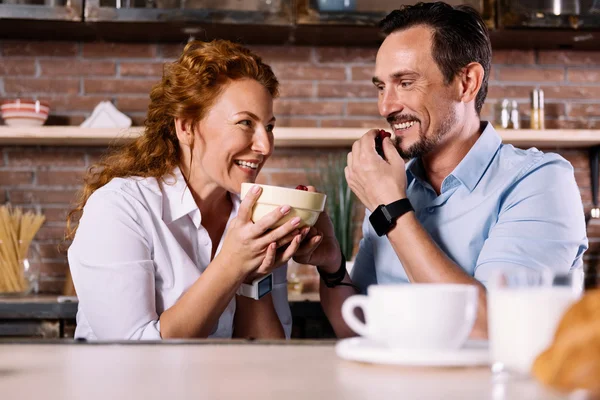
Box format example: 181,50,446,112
66,40,321,340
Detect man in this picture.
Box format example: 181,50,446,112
292,2,588,339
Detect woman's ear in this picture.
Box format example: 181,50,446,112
174,118,194,147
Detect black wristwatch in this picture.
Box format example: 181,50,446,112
369,198,414,237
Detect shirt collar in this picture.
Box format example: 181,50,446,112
406,121,501,193
161,167,242,228
161,167,198,225
450,121,502,192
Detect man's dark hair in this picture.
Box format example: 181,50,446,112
379,2,491,115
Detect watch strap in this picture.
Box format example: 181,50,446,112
385,198,414,219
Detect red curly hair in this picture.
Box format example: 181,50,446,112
66,39,279,240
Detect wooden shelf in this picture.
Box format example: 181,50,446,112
0,126,599,148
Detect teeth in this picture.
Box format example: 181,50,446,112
235,160,258,169
393,121,416,130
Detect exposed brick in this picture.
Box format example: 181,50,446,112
31,225,67,241
545,119,600,129
351,66,375,81
347,101,379,116
271,64,346,81
7,149,86,167
37,261,68,277
0,59,36,76
37,170,85,186
39,60,116,77
116,96,150,112
249,173,267,185
569,104,600,118
4,78,80,94
496,67,564,82
43,95,109,112
480,102,495,120
492,50,535,65
0,190,6,203
275,118,319,128
83,43,156,58
561,150,588,169
265,150,342,169
274,100,344,116
321,119,384,128
158,43,185,59
37,278,67,294
270,171,310,187
315,47,377,63
487,85,534,99
46,115,87,126
2,41,78,57
248,45,312,63
0,170,34,185
567,69,600,83
37,242,68,259
279,82,314,98
130,115,147,126
541,85,600,100
84,79,156,94
120,62,165,77
9,189,78,205
516,103,566,119
318,83,376,99
86,149,109,166
538,51,600,66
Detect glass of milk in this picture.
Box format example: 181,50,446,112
487,268,583,378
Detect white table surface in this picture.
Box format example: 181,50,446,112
0,341,569,400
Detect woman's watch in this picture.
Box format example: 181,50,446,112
236,274,273,300
369,198,414,237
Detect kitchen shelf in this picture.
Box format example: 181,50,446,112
0,126,599,148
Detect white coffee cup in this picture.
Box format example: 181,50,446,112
341,284,478,349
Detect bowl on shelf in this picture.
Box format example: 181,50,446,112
240,183,327,229
0,99,50,127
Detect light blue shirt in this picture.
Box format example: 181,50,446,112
351,122,588,291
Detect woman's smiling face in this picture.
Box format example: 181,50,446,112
187,78,276,194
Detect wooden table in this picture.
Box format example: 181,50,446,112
0,341,567,400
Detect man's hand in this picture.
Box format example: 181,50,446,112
345,129,408,211
292,186,342,274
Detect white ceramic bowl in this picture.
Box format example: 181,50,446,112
1,99,49,127
240,183,327,228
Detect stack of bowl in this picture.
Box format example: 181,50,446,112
1,99,50,126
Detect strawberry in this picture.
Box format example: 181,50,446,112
295,185,308,191
375,129,392,159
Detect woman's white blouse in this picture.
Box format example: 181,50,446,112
68,168,292,340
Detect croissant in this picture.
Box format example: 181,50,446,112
532,289,600,396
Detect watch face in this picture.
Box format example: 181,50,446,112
369,206,390,237
257,275,273,299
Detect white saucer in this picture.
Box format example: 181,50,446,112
335,338,490,367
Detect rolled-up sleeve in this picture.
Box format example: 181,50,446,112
474,155,588,287
68,190,162,340
350,211,378,294
271,263,292,339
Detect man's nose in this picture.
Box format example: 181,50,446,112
379,88,404,119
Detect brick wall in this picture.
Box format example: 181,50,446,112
0,40,599,293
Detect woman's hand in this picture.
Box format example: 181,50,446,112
292,186,343,274
218,185,304,281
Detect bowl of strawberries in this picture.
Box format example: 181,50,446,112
240,183,327,228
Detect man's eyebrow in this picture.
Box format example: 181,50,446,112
372,70,419,85
390,70,419,80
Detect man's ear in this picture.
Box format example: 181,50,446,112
458,62,484,105
174,118,194,146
